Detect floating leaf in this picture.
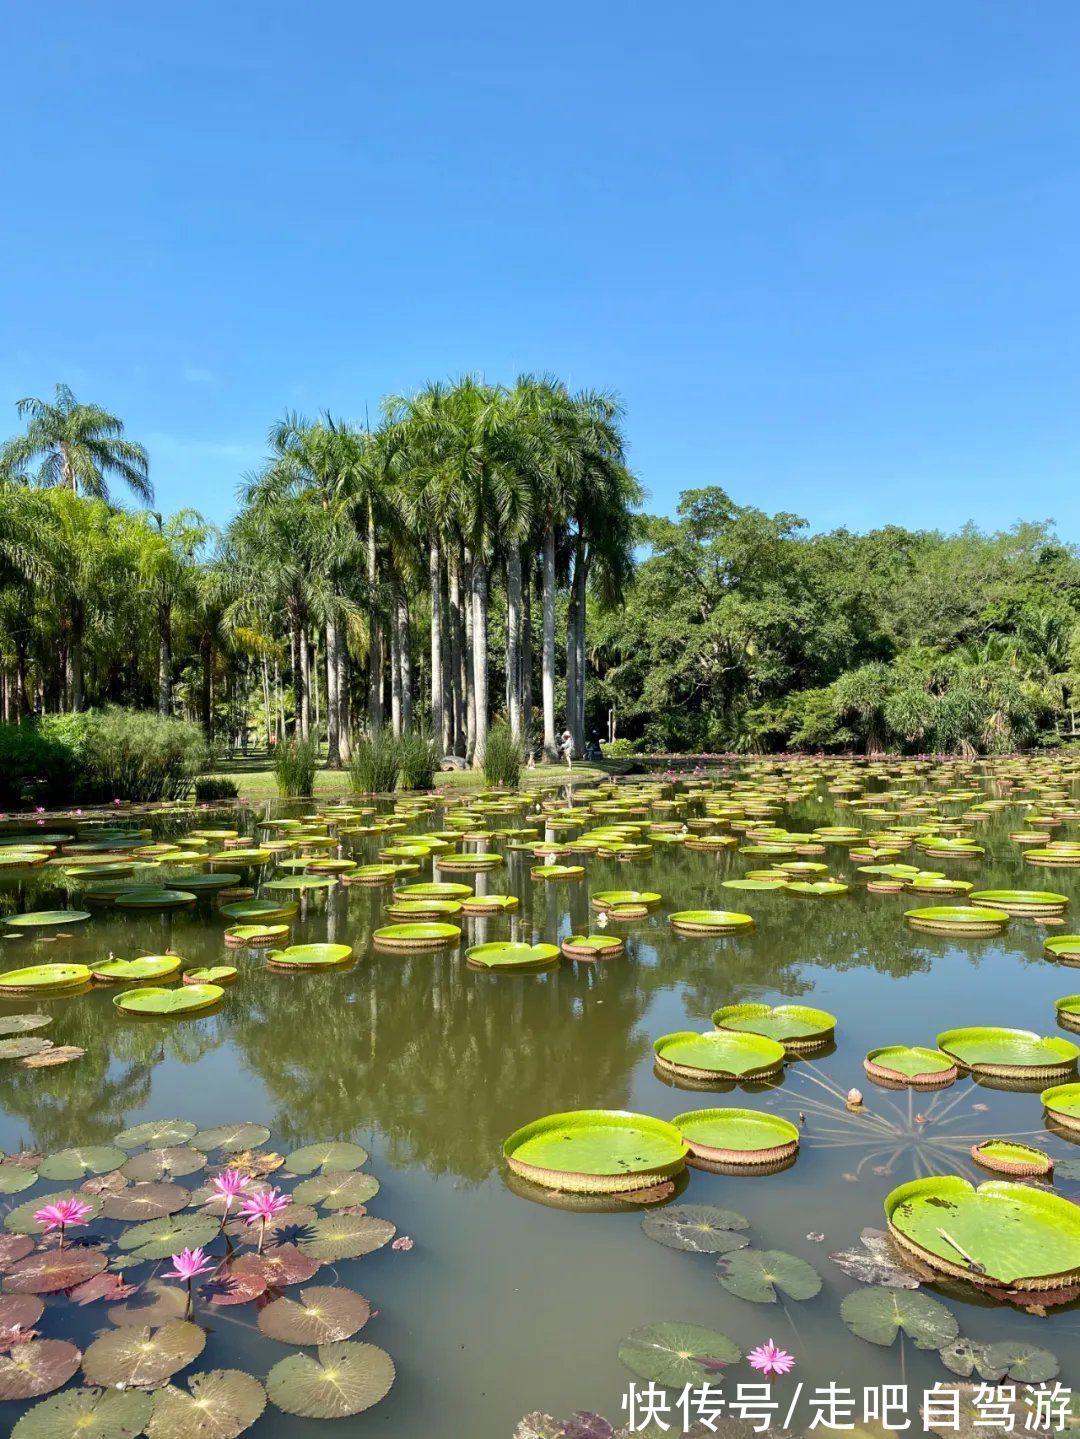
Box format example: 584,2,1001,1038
0,1293,43,1342
118,1213,219,1261
4,1247,107,1293
285,1141,369,1175
113,1120,197,1149
291,1171,380,1210
39,1146,126,1182
81,1172,128,1196
0,1038,53,1060
10,1387,152,1439
101,1182,189,1221
6,1192,102,1234
121,1146,205,1182
201,1260,267,1308
191,1124,270,1154
147,1370,267,1439
617,1322,740,1387
246,1243,320,1287
829,1228,921,1289
81,1320,206,1387
840,1286,959,1349
0,1162,38,1195
641,1204,751,1254
107,1279,188,1327
715,1248,822,1303
67,1272,138,1306
258,1286,371,1344
266,1340,394,1419
298,1214,395,1262
0,1235,34,1269
0,1015,51,1037
977,1341,1059,1382
0,1338,82,1399
114,985,222,1016
21,1046,84,1068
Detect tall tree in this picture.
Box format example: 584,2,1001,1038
2,384,152,504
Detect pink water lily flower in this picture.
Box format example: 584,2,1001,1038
34,1197,94,1249
211,1167,251,1216
392,1235,414,1251
163,1246,216,1282
239,1186,291,1253
747,1339,795,1377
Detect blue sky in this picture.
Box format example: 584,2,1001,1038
3,2,1079,538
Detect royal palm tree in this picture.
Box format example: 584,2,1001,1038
2,384,152,504
134,509,216,717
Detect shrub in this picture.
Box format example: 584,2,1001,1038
0,723,76,809
397,730,439,791
273,736,318,798
80,708,208,802
599,737,640,758
482,721,523,787
194,775,240,802
347,731,400,794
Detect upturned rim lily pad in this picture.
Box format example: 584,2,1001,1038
114,890,197,910
653,1030,787,1082
265,944,354,971
464,941,560,972
672,1107,800,1167
218,900,297,921
183,965,238,985
905,906,1010,934
970,889,1068,915
503,1110,688,1194
561,933,625,959
1045,935,1080,963
91,956,181,983
936,1026,1079,1079
114,984,225,1017
372,922,460,950
1042,1082,1080,1133
669,910,754,935
590,890,661,913
0,911,90,930
971,1139,1054,1177
864,1046,959,1088
0,964,92,993
712,1002,836,1050
224,924,290,947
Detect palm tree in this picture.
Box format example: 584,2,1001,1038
2,384,152,504
134,509,216,717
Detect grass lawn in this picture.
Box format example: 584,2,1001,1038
216,760,611,804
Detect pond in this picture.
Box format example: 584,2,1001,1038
2,758,1080,1438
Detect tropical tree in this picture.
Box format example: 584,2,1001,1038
1,384,151,504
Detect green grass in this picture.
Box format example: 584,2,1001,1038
213,759,610,802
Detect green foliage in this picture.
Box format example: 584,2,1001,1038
77,707,208,801
273,736,319,798
599,737,641,758
347,732,401,794
397,730,439,791
0,721,75,808
194,775,240,801
482,721,523,786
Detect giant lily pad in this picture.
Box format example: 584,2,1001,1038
904,906,1009,934
465,941,560,972
184,966,238,986
372,922,460,950
722,878,786,891
886,1175,1080,1288
653,1030,786,1082
711,1003,836,1050
10,1385,153,1439
218,901,297,922
617,1322,740,1387
265,944,353,971
114,891,196,910
394,882,473,900
0,1037,52,1060
146,1371,266,1439
81,1321,206,1388
263,877,336,892
936,1026,1078,1078
114,984,224,1017
298,1214,395,1261
672,1108,799,1166
640,1204,750,1254
715,1248,822,1303
0,964,91,994
292,1171,379,1209
0,1339,82,1399
113,1119,197,1149
0,911,90,932
39,1145,126,1181
669,911,753,935
91,956,181,984
118,1213,220,1261
970,889,1068,916
266,1340,394,1419
503,1111,687,1193
285,1141,369,1175
1046,936,1080,964
840,1286,959,1348
864,1046,958,1088
0,1015,52,1037
257,1285,370,1344
1042,1082,1080,1133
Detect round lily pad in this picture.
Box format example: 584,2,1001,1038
0,1161,38,1194
372,922,460,950
10,1387,153,1439
117,1213,220,1261
114,984,224,1017
218,901,297,922
0,1015,52,1037
5,1192,102,1234
0,1037,53,1060
904,905,1009,934
4,1247,108,1294
113,1119,197,1149
0,964,91,994
285,1141,369,1175
298,1214,396,1262
712,1002,836,1050
464,941,560,972
672,1108,800,1167
669,910,754,935
394,882,473,900
0,911,90,931
840,1286,959,1348
969,889,1068,915
121,1146,205,1181
503,1110,687,1194
264,944,353,971
291,1171,380,1209
223,925,289,948
864,1046,959,1088
101,1181,190,1221
263,876,336,892
257,1285,371,1344
81,1321,206,1388
183,966,238,986
653,1030,786,1082
191,1123,271,1153
1042,1082,1080,1133
1046,936,1080,964
936,1026,1079,1079
114,891,196,910
971,1139,1054,1177
91,956,181,984
0,1338,83,1399
715,1248,822,1303
722,878,786,891
640,1204,750,1254
39,1145,126,1181
617,1322,740,1387
560,934,625,960
785,880,849,896
266,1341,394,1419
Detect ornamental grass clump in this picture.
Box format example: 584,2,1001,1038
273,736,318,798
397,730,439,791
348,731,400,794
482,721,523,788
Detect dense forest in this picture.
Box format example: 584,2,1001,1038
1,382,1078,763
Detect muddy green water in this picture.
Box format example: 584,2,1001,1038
2,770,1080,1436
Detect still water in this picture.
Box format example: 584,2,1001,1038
2,765,1079,1436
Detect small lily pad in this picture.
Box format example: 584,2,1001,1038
121,1146,206,1182
715,1248,822,1303
829,1228,921,1289
10,1387,153,1439
617,1322,740,1387
39,1145,126,1181
101,1181,189,1221
840,1286,959,1349
81,1320,206,1388
118,1213,220,1261
0,1338,83,1399
299,1214,396,1262
257,1285,371,1344
285,1141,369,1175
4,1247,108,1294
0,1015,52,1037
113,1120,198,1149
0,1037,52,1060
266,1340,394,1418
146,1369,267,1439
291,1171,380,1209
640,1204,751,1254
191,1124,271,1153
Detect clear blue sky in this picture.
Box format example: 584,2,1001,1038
3,2,1079,538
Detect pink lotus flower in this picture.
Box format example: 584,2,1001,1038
747,1339,795,1377
163,1246,216,1282
392,1235,414,1251
34,1197,93,1249
239,1186,291,1253
211,1167,251,1215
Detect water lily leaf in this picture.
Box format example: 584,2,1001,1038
0,1292,44,1332
118,1213,219,1261
101,1182,189,1221
121,1146,206,1182
1057,1159,1080,1181
716,1248,822,1303
0,1038,53,1060
0,1235,34,1269
829,1228,921,1288
0,1338,82,1398
113,1120,197,1149
21,1046,84,1068
266,1340,394,1418
39,1146,126,1182
4,1247,107,1293
225,1149,284,1177
258,1285,370,1344
6,1192,102,1234
641,1204,751,1254
191,1124,270,1153
147,1369,267,1439
114,984,222,1016
840,1286,959,1349
617,1322,740,1386
82,1320,206,1387
81,1172,128,1196
291,1171,380,1210
978,1341,1059,1382
285,1141,369,1175
10,1386,152,1439
67,1272,138,1305
245,1243,320,1287
939,1336,982,1378
298,1214,395,1261
0,1162,38,1195
0,1015,51,1037
201,1259,267,1307
107,1279,188,1327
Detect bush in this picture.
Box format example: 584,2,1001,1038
397,730,439,791
599,737,640,758
194,775,240,802
482,721,523,787
0,723,76,809
273,736,318,798
76,707,208,802
348,731,400,794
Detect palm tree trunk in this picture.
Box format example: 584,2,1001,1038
570,533,587,753
440,562,452,753
464,547,476,762
299,626,311,740
520,559,533,757
367,501,383,733
575,556,587,748
541,519,558,759
337,639,351,763
429,539,444,746
70,603,85,713
158,601,172,718
390,593,403,739
447,547,463,754
471,552,489,766
398,585,413,731
565,578,578,759
261,657,272,746
507,545,522,742
326,615,341,767
199,632,213,738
